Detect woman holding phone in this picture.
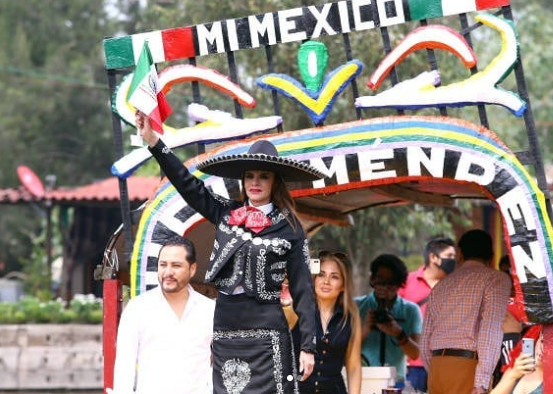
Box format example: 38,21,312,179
490,325,543,394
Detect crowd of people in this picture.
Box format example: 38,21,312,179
108,112,542,394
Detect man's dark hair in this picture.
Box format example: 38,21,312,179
458,229,493,261
499,255,511,270
159,235,196,264
370,254,408,287
423,236,455,266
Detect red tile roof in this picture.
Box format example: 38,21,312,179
0,176,161,205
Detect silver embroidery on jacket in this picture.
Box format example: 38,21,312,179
206,237,237,281
244,249,253,290
215,252,243,287
214,329,291,394
210,191,233,206
271,261,287,270
219,221,233,235
256,250,279,301
302,239,311,267
221,358,251,394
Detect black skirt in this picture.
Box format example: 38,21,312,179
299,377,348,394
213,292,299,394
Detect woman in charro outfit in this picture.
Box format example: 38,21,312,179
136,112,323,394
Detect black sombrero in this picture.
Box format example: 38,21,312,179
197,140,325,182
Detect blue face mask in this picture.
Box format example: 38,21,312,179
439,258,456,274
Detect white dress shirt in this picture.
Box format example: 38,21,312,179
112,285,215,394
248,200,274,215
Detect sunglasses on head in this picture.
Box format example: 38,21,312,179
318,251,350,266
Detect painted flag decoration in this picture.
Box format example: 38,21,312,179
127,41,172,134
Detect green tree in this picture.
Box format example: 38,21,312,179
0,1,119,274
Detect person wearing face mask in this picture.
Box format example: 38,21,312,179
398,236,456,392
355,254,423,389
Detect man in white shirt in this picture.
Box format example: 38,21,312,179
110,236,215,394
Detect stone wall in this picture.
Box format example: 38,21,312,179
0,324,103,390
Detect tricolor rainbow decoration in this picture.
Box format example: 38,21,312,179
257,41,363,125
366,25,477,90
112,64,256,129
356,13,526,116
111,64,282,178
103,0,510,69
130,116,553,324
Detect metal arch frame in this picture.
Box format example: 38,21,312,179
103,2,552,393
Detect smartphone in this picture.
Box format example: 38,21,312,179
309,258,321,274
522,338,535,358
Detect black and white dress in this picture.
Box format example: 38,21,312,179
150,140,317,394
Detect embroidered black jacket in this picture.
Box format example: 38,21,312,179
149,140,317,352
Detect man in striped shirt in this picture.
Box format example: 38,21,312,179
421,229,511,394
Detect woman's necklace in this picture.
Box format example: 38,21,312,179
320,309,334,333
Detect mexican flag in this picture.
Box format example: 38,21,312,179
127,41,172,134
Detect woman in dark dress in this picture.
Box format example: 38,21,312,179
137,112,323,394
291,251,362,393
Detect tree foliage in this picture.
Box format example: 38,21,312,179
0,1,118,272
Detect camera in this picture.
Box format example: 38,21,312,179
373,307,392,324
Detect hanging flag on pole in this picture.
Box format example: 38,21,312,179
127,41,172,134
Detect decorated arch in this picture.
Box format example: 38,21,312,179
103,0,553,390
131,115,553,323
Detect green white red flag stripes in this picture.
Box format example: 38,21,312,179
104,0,510,70
127,41,172,134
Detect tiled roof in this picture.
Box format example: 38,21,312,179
0,176,161,205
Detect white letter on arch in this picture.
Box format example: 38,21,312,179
455,152,495,186
249,14,277,47
197,22,225,55
376,0,405,27
359,149,397,180
351,0,375,31
278,8,307,43
308,4,336,38
311,155,349,188
512,242,546,283
407,146,445,177
496,186,537,235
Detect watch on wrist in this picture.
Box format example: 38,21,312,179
397,329,409,345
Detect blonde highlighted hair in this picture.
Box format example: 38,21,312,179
317,251,360,337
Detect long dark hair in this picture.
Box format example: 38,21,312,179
240,172,299,231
